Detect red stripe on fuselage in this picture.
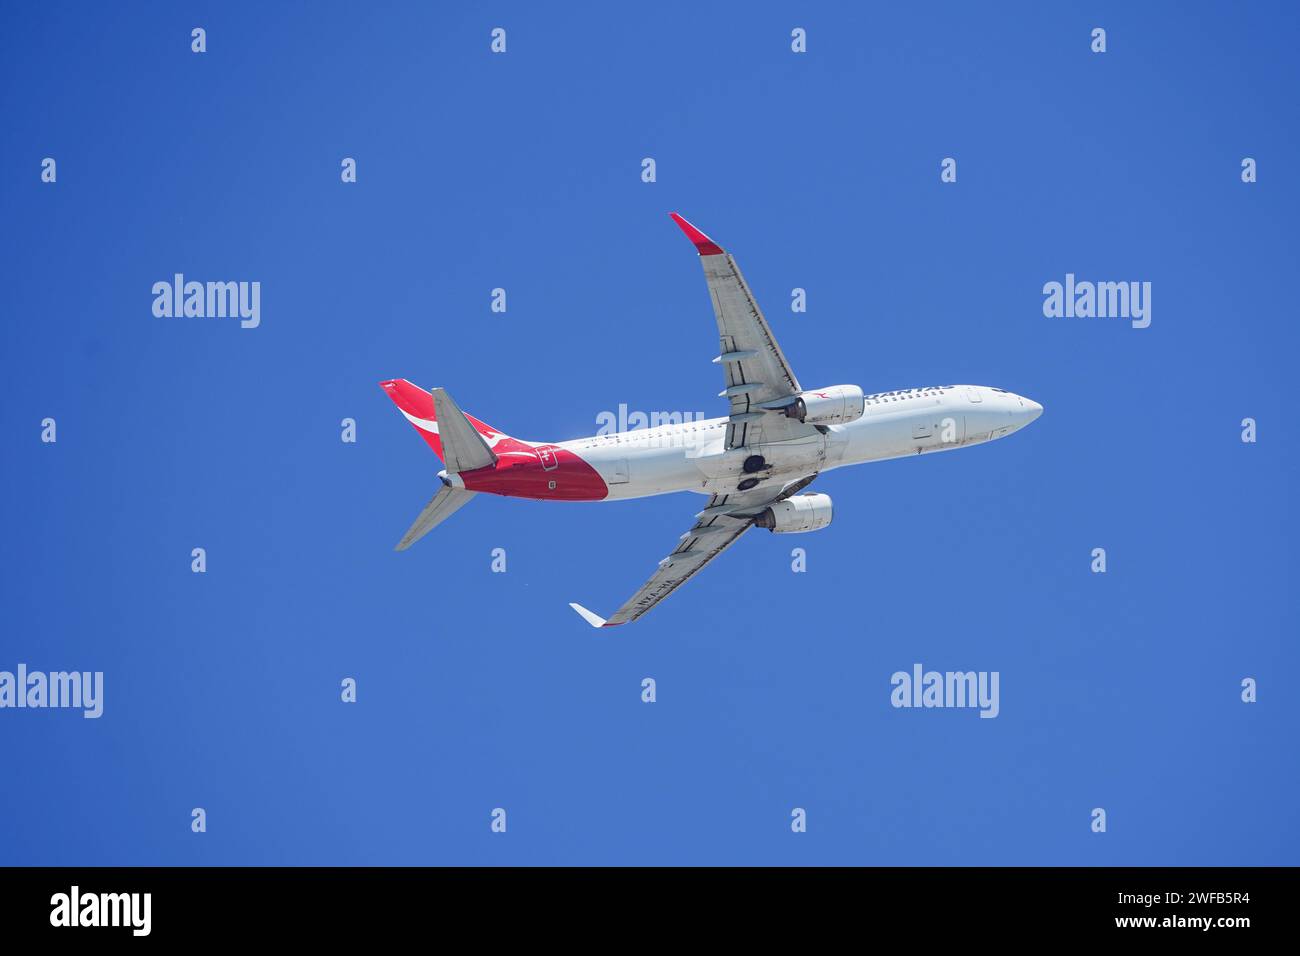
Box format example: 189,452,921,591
461,443,608,501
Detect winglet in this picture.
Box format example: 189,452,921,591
669,212,725,256
569,602,614,628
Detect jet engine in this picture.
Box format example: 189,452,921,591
783,385,865,425
753,493,833,533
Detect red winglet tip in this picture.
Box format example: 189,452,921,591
669,212,724,256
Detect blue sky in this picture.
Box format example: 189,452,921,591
1,1,1295,865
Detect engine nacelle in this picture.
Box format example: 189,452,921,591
754,493,833,533
784,385,865,425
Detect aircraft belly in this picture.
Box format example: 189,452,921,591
839,399,969,465
690,433,826,493
577,439,704,500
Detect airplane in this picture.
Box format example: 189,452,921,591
380,213,1043,628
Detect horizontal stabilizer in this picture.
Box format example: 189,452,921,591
395,485,477,551
431,387,498,473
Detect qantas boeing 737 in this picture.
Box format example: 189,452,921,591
381,213,1043,627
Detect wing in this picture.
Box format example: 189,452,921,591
569,476,818,628
670,213,817,449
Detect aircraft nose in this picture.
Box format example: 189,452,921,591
1022,398,1043,423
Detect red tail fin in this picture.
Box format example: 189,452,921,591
379,380,508,463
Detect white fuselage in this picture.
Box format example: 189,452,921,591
560,385,1043,500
